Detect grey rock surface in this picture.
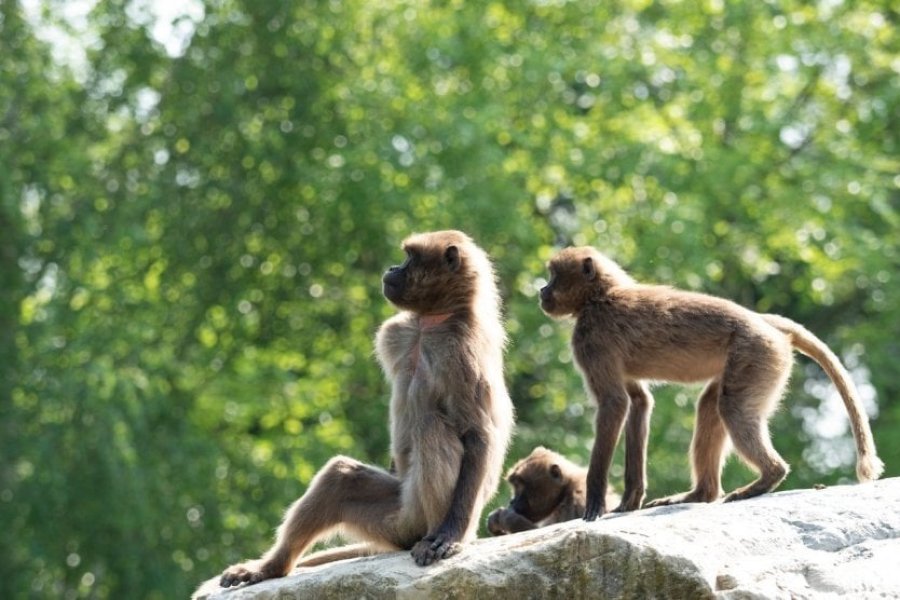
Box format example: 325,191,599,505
194,478,900,599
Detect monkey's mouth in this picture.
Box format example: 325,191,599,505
539,296,555,314
382,280,403,303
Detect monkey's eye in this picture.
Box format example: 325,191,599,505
403,249,418,266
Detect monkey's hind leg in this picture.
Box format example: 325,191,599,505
646,379,728,507
219,456,407,588
718,354,791,503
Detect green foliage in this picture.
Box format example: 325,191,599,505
1,0,897,597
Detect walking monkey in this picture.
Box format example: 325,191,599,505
540,246,883,521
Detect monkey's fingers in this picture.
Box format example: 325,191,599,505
411,533,462,566
486,508,508,536
583,496,604,521
219,564,264,588
411,538,437,566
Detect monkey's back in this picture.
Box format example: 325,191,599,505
577,283,789,384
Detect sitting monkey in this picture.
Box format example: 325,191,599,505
217,231,514,588
486,446,619,535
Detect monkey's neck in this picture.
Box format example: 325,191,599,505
419,313,453,329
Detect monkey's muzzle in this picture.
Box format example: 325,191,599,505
382,267,405,303
539,286,555,312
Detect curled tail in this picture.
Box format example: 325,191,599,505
763,314,884,482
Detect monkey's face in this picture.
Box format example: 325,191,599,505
383,231,473,314
540,249,598,317
507,461,566,522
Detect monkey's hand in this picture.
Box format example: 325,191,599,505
486,508,509,536
219,559,281,588
583,492,606,522
411,529,462,566
487,507,537,535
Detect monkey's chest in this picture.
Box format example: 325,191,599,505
393,343,451,417
405,340,438,385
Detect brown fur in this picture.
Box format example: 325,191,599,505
540,246,883,520
486,446,620,534
217,231,514,588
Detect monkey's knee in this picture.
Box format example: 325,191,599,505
316,456,374,488
323,455,363,475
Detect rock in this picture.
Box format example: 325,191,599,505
193,478,900,599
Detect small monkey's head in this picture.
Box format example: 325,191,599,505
540,246,634,317
505,446,570,522
382,230,486,314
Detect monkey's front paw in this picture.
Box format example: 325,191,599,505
411,532,462,566
583,495,605,521
486,508,508,536
219,560,279,588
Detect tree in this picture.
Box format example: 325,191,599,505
2,0,896,597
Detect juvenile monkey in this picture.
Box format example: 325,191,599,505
218,231,514,587
486,446,619,535
540,246,883,521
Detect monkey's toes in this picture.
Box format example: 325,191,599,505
644,496,677,508
647,489,720,507
219,566,253,588
723,489,756,503
219,561,276,588
612,491,644,512
611,500,639,513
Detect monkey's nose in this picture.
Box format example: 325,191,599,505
539,287,551,302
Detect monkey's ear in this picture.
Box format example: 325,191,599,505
444,245,461,272
549,464,562,480
582,257,596,280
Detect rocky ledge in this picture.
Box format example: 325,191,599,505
194,477,900,599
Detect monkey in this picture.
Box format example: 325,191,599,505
539,246,884,522
217,230,514,588
486,446,620,535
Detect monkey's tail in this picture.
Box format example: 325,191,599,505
763,314,884,482
294,542,383,568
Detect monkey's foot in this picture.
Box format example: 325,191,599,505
722,483,774,503
219,560,281,588
645,489,720,507
611,489,645,513
411,533,462,566
724,469,786,503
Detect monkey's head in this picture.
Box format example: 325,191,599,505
540,247,634,317
505,446,570,522
383,230,487,315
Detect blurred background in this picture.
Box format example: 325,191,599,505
1,0,897,597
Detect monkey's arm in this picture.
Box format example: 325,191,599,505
583,377,630,521
486,507,537,535
412,426,489,565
